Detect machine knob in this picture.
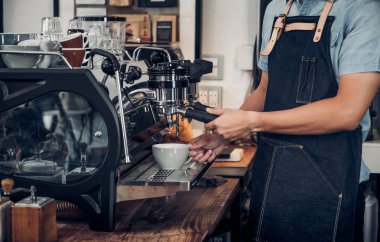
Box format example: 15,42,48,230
150,51,166,66
126,66,142,84
101,58,116,75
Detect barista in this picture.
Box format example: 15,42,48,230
189,0,380,241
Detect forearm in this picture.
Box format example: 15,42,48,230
240,72,268,111
251,97,363,135
240,87,266,111
248,72,380,135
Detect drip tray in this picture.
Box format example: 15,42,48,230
148,169,175,183
117,156,209,201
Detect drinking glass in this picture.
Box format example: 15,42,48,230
88,25,103,48
41,17,63,41
109,39,123,60
67,19,84,35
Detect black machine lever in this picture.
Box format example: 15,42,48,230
89,48,120,76
183,109,218,123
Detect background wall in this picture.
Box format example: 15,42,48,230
3,0,258,109
200,0,257,109
3,0,53,33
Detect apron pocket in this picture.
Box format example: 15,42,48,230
256,141,342,242
296,56,316,104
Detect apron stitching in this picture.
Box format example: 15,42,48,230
261,137,299,148
299,148,339,195
256,146,277,241
261,139,276,147
332,193,343,242
296,56,304,103
308,57,316,103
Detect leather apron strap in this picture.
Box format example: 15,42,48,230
313,0,334,42
260,0,294,56
261,0,335,56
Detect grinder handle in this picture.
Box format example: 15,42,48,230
185,109,218,123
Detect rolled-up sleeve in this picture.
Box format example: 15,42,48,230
338,1,380,75
258,2,278,72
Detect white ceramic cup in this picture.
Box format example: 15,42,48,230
152,143,190,169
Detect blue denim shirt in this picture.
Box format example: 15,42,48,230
258,0,380,182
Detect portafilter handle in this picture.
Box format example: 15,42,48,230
179,108,218,123
191,102,211,112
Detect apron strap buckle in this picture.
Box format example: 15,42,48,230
260,1,294,56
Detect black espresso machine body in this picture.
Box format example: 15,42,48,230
0,49,214,232
0,68,121,231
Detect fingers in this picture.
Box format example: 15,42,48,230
196,149,214,163
189,148,214,163
204,108,227,131
202,134,224,149
188,148,202,157
206,107,226,116
188,133,225,163
204,122,216,131
189,143,225,164
189,134,211,150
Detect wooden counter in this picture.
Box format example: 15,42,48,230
57,178,240,242
209,145,256,188
211,145,256,169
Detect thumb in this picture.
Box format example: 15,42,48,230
206,107,226,116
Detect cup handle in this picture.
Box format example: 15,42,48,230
184,157,193,164
82,33,89,47
87,33,97,48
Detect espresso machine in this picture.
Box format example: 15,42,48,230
0,47,215,231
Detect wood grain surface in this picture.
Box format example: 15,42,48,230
57,178,240,242
212,145,256,168
12,199,57,242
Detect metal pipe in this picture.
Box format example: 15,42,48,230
101,74,108,85
122,49,133,61
132,46,172,62
114,71,131,163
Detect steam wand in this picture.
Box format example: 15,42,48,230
89,48,131,163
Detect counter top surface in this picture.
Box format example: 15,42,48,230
57,178,240,242
211,145,256,169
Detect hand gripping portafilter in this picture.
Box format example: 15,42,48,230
89,48,131,163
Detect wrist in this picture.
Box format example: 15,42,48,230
248,111,265,133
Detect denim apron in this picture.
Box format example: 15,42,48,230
250,1,362,241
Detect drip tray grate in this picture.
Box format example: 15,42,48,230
148,169,175,183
